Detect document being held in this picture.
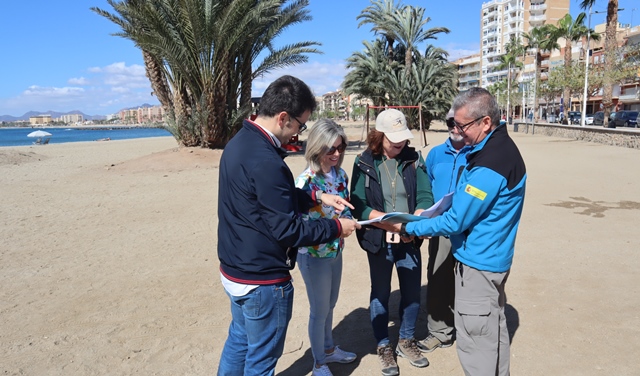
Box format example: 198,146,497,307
357,192,453,225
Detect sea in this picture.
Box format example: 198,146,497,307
0,126,173,147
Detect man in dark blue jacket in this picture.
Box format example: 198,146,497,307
217,75,359,376
395,88,526,376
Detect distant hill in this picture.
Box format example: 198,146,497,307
0,104,158,122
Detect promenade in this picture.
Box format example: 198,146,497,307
0,121,638,375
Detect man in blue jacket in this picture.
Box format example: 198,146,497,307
417,109,472,354
217,75,359,376
395,88,526,376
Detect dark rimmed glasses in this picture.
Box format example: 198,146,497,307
446,115,488,134
326,143,347,155
288,113,307,134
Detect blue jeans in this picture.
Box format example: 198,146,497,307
367,242,422,346
217,281,294,376
297,252,343,365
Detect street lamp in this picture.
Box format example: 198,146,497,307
581,8,624,126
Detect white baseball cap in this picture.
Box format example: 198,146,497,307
446,108,454,119
375,109,414,143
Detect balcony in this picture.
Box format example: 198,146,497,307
458,66,480,74
530,3,547,11
529,14,545,22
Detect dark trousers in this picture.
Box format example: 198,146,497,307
426,236,455,342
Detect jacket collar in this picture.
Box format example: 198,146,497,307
468,122,507,155
244,119,289,159
444,137,473,154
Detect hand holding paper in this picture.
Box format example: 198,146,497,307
357,192,453,225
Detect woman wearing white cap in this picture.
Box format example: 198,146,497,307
350,109,434,376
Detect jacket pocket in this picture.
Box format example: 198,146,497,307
356,226,383,254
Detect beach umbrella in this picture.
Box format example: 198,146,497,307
27,130,52,138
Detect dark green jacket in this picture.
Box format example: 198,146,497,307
350,146,433,253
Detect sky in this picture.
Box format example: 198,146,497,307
0,0,636,117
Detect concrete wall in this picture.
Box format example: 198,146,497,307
512,122,640,149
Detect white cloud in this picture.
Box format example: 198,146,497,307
252,60,348,98
23,85,85,98
443,42,481,61
68,77,89,85
0,62,158,116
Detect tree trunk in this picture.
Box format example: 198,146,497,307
602,0,618,128
142,50,173,114
405,46,412,72
534,52,540,120
562,39,572,121
386,36,395,65
239,56,253,110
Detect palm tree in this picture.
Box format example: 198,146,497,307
579,0,620,127
357,0,404,64
547,13,592,122
384,45,457,129
522,25,560,121
496,37,524,122
343,39,392,107
92,0,320,148
391,5,449,72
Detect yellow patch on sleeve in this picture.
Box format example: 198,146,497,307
464,184,487,200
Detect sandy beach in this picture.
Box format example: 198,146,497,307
1,121,639,375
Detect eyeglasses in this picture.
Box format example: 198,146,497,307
288,113,307,134
446,115,487,134
326,143,347,155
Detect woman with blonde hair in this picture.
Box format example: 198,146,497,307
295,118,356,376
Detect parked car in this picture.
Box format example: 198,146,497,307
610,110,638,127
585,114,594,125
593,111,605,125
568,111,581,124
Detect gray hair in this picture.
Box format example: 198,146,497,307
304,118,347,177
452,87,500,127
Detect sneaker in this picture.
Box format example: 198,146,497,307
324,345,356,364
311,364,333,376
377,344,399,376
396,338,429,368
417,334,454,353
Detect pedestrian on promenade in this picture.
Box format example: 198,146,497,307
350,109,434,376
394,87,527,376
416,109,472,354
295,119,357,376
216,75,359,376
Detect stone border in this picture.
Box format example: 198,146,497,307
512,122,640,149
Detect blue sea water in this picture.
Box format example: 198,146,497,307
0,126,173,147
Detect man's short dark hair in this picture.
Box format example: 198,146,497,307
258,75,317,118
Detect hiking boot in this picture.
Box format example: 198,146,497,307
417,334,454,353
377,344,399,376
324,345,356,364
311,363,333,376
396,338,429,368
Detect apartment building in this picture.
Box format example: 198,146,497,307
136,105,166,123
454,54,481,92
480,0,569,88
29,115,52,125
319,91,348,119
58,114,84,124
577,23,640,113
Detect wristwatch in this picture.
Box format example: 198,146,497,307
315,190,323,204
400,223,410,237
